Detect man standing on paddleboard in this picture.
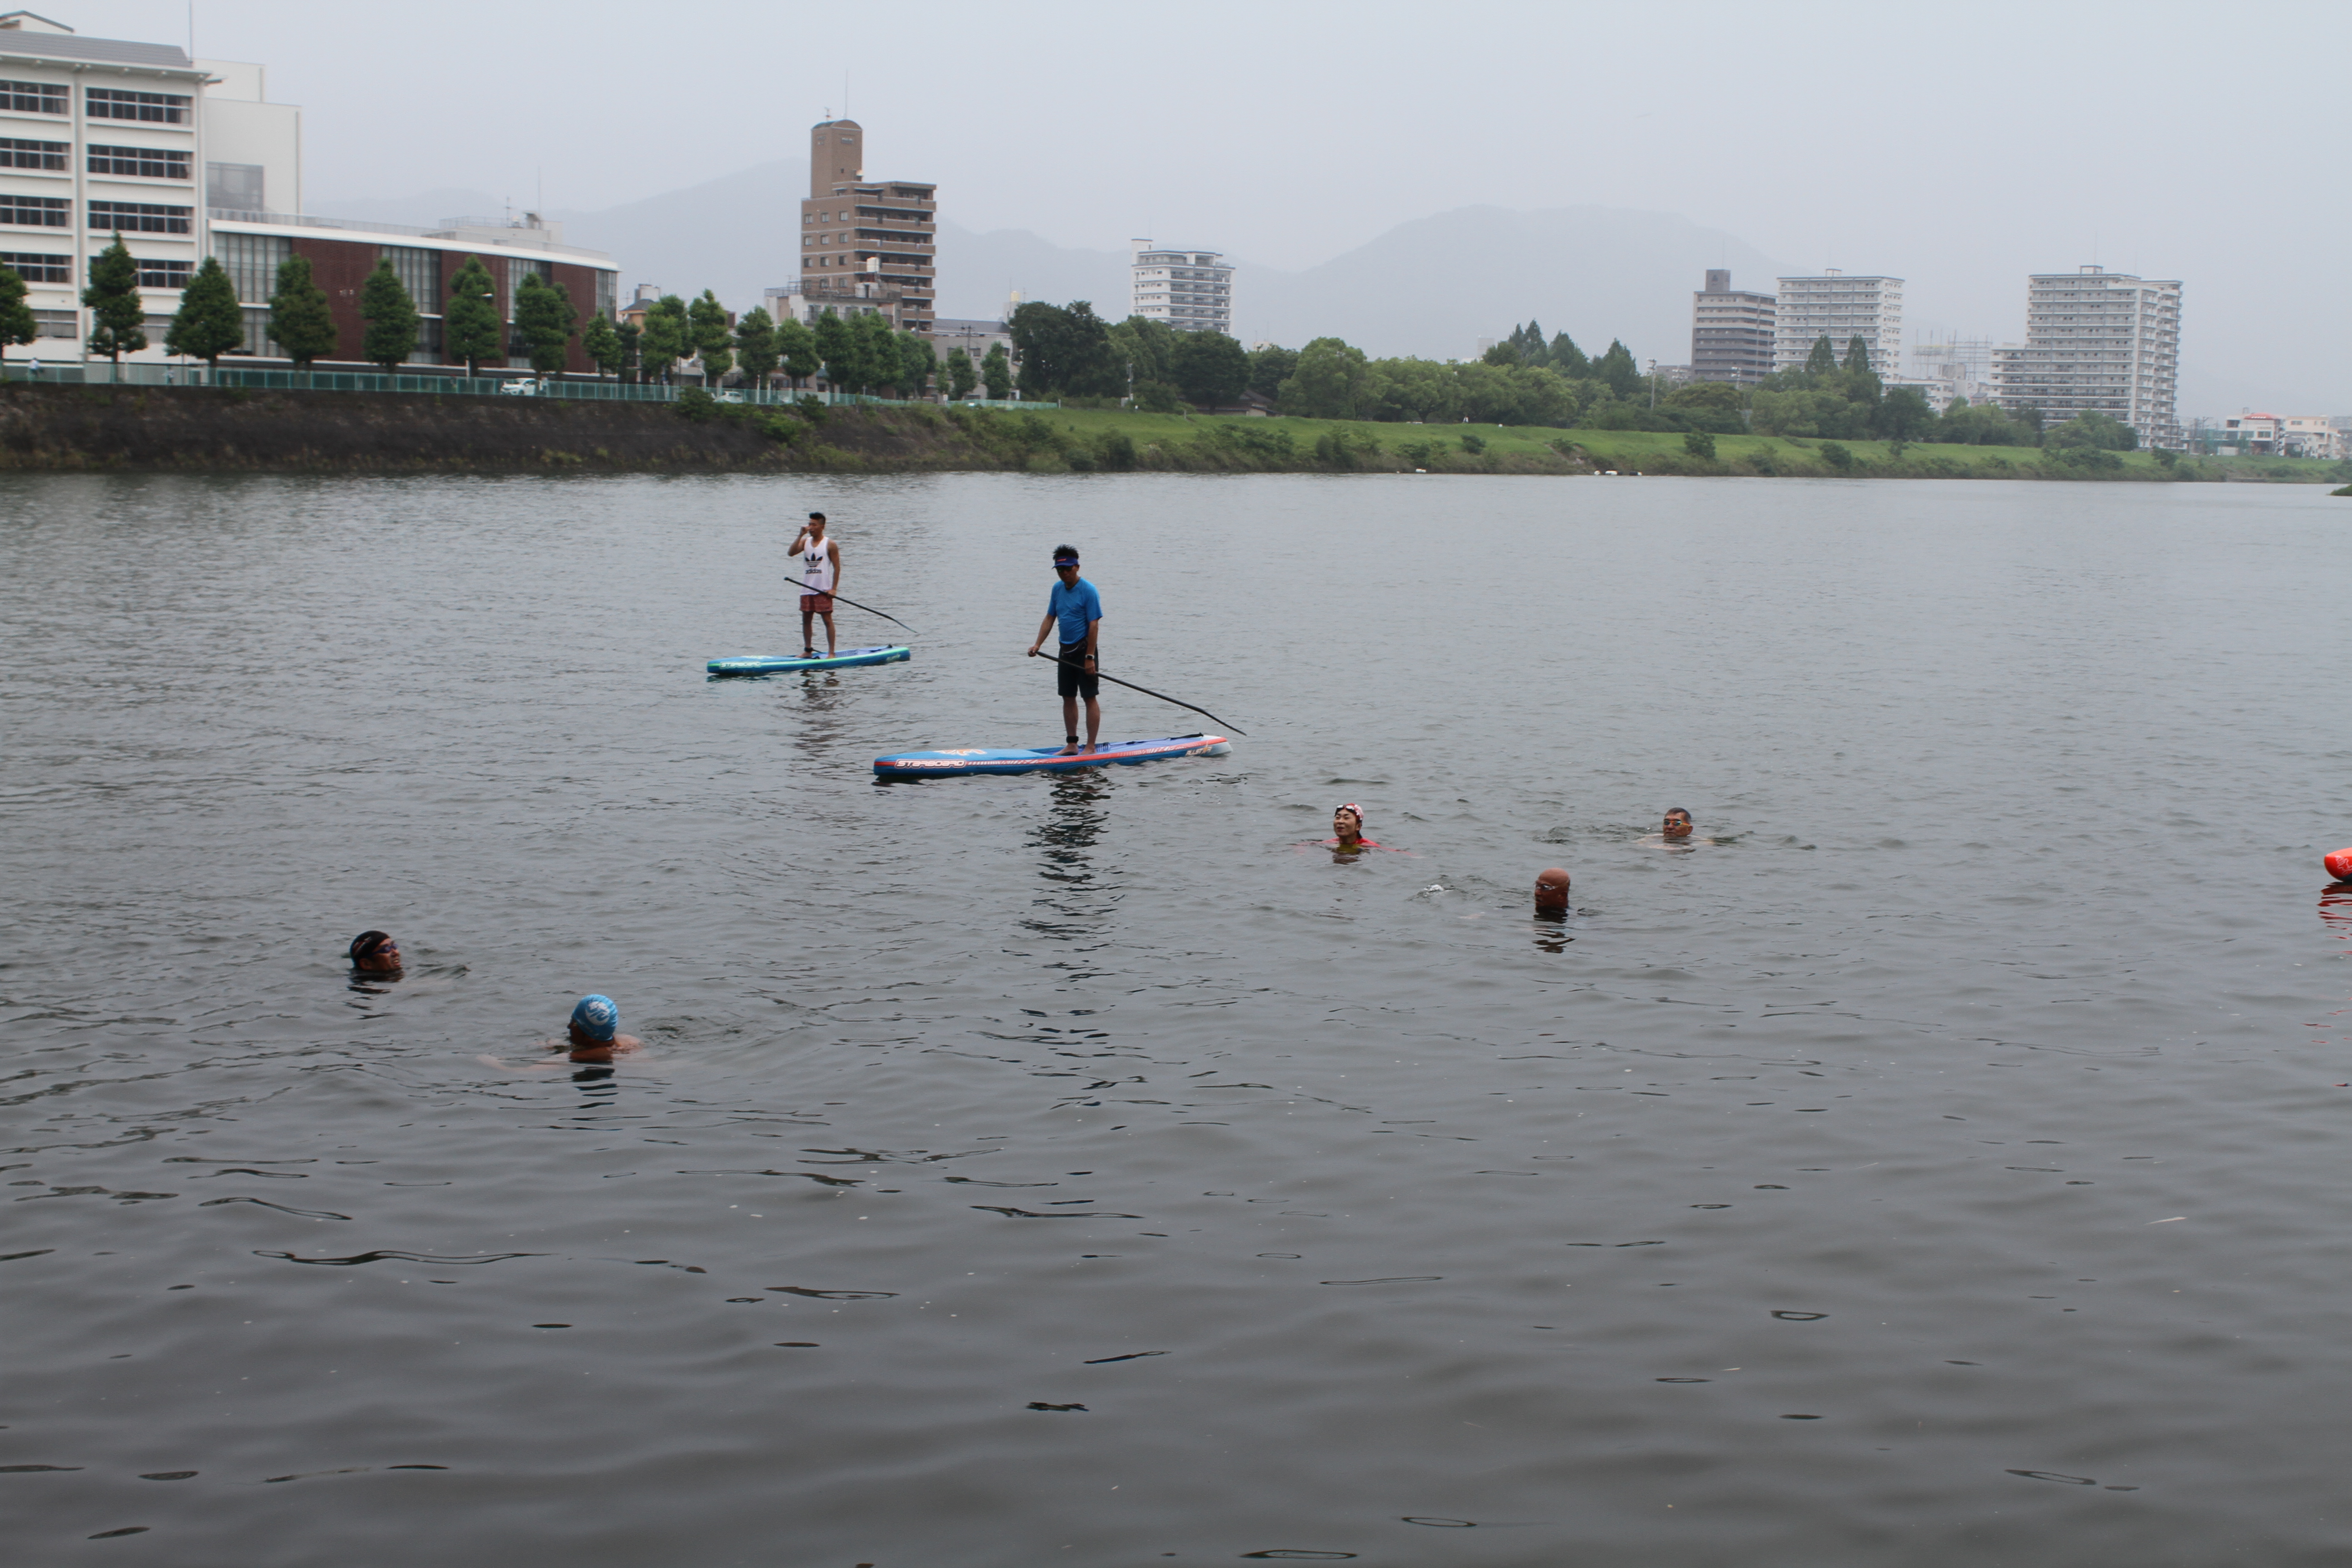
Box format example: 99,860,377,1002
1027,544,1101,755
789,511,842,659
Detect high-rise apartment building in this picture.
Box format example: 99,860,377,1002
0,10,615,368
1690,269,1774,384
788,119,935,334
1990,266,2181,449
1128,240,1232,333
1774,270,1903,374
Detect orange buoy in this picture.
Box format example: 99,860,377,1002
2327,848,2352,883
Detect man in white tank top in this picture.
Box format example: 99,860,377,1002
789,511,842,658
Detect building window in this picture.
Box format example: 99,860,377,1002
85,87,190,123
382,245,440,313
88,145,191,180
31,306,75,337
0,193,69,227
0,137,66,171
95,255,193,288
88,201,192,234
214,231,289,303
206,162,265,211
593,269,614,320
236,306,281,358
0,250,69,283
503,255,549,305
1,79,66,114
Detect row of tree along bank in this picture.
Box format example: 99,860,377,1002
0,244,1011,397
999,302,2345,480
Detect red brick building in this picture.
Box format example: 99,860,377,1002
211,213,620,374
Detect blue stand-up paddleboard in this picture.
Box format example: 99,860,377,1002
707,646,911,676
874,734,1231,779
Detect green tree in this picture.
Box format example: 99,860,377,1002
581,312,623,379
1007,299,1122,397
1367,357,1461,423
615,319,642,382
812,310,856,391
2044,411,2137,451
1278,336,1371,417
850,310,898,393
0,264,36,365
1803,335,1838,377
776,315,819,389
733,304,779,386
267,252,338,368
1875,385,1935,441
514,272,578,376
945,346,977,398
1819,441,1856,471
638,294,688,382
1245,343,1298,401
1109,314,1177,389
81,235,145,363
164,254,245,370
688,289,732,383
1842,336,1873,375
1590,338,1642,401
358,257,420,372
980,342,1012,399
1683,430,1717,459
896,329,936,398
1171,330,1249,407
1548,332,1588,377
443,256,502,376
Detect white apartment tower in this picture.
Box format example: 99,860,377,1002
1129,239,1232,333
1774,270,1904,375
1991,266,2181,449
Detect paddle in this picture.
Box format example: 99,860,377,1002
1030,650,1247,736
786,576,918,637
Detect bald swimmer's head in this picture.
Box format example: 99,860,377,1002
1534,868,1572,915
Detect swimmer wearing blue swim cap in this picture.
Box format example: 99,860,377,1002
562,994,643,1060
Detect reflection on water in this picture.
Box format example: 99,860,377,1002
4,472,2352,1567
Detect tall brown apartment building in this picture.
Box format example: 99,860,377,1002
795,119,936,333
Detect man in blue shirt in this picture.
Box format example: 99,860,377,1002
1027,544,1102,755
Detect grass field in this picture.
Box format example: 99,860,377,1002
980,407,2347,484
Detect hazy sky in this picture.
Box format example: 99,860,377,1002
68,0,2352,411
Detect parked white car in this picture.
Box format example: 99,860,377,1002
498,378,543,397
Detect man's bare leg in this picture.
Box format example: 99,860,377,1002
818,611,837,657
1082,696,1101,753
800,609,817,657
1060,694,1082,754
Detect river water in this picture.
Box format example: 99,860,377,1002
4,471,2349,1566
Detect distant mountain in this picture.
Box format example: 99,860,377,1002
1245,206,1782,363
312,173,1784,367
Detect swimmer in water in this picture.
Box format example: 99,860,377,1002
1329,803,1381,853
1534,867,1572,915
557,994,643,1062
348,930,402,974
1661,807,1693,841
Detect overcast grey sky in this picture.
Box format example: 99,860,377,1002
67,0,2352,411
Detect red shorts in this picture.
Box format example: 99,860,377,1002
799,593,835,614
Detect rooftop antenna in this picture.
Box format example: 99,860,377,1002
186,0,193,56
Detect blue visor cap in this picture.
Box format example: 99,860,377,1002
571,994,619,1042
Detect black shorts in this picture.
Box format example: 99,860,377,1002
1055,642,1099,700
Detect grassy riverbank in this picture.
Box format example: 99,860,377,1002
0,382,2338,483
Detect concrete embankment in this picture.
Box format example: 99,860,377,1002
0,382,977,473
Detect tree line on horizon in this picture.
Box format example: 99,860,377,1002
0,245,1024,398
